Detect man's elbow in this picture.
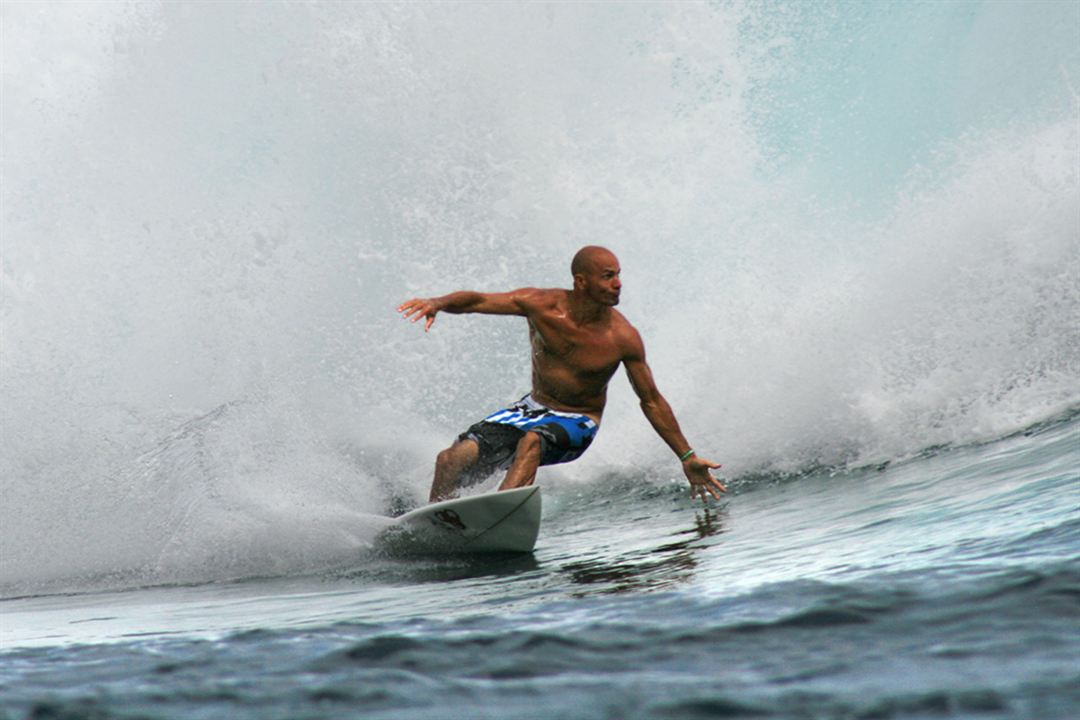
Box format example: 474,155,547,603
639,394,664,415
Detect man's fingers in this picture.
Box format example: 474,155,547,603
398,300,435,324
688,468,727,502
699,477,718,501
398,297,437,333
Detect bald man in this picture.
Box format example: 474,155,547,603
398,246,725,503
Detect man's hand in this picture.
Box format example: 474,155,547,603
398,298,441,332
683,455,726,502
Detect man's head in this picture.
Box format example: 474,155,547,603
571,245,621,306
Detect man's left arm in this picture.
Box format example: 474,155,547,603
623,329,726,502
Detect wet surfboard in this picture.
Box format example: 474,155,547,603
378,485,541,554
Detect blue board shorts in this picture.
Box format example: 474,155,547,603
458,394,599,479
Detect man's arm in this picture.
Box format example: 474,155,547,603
623,328,726,502
398,288,542,332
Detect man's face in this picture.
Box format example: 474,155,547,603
580,254,622,306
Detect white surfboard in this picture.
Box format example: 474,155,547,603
379,485,541,554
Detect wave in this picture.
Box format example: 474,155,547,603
2,400,1075,599
3,1,1078,596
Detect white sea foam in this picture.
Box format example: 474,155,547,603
2,2,1077,592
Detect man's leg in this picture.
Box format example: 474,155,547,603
430,439,480,502
499,431,543,491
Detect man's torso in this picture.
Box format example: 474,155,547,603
524,290,629,421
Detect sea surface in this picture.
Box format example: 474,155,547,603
2,2,1079,719
2,410,1078,719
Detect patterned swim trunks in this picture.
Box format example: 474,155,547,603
458,394,599,479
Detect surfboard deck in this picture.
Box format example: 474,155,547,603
378,486,542,554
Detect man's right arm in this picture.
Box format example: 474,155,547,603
398,288,542,332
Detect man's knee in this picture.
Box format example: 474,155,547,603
437,439,478,470
436,447,454,467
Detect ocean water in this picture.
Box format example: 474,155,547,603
2,2,1078,719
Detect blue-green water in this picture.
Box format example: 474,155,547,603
2,2,1078,718
3,412,1078,719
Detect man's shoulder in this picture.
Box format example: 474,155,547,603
610,308,639,334
610,310,644,352
515,287,568,308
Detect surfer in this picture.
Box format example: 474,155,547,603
398,246,726,503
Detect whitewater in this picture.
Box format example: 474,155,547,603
2,2,1078,719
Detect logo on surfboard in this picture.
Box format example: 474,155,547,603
431,509,468,533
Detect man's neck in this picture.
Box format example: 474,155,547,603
567,290,610,326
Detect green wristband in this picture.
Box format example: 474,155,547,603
679,449,695,462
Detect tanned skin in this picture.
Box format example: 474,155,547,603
398,246,725,503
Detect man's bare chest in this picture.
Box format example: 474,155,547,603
528,318,622,375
